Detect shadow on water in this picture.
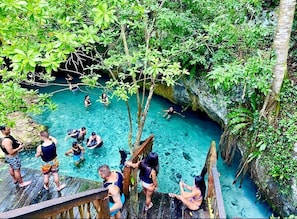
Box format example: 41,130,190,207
20,81,272,218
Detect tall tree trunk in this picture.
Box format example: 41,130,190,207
260,0,296,123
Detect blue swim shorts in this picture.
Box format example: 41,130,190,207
109,193,125,216
5,155,21,170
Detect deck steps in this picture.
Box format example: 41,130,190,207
0,165,209,218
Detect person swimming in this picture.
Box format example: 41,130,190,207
65,141,85,166
84,95,92,107
86,132,103,149
162,106,185,120
65,127,87,144
97,92,110,107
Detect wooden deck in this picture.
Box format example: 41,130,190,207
0,164,210,218
0,164,99,213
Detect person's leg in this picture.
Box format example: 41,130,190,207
9,166,17,183
43,174,50,190
114,211,121,219
14,169,23,184
144,188,154,210
53,172,66,191
169,194,198,211
8,156,31,187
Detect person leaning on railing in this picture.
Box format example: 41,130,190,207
125,152,159,212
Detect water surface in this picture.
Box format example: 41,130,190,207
20,85,272,218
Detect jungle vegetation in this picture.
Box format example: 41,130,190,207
0,0,296,215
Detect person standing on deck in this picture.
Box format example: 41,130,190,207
35,130,66,192
125,152,159,212
96,164,125,219
0,126,31,187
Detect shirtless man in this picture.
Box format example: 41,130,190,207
0,126,31,187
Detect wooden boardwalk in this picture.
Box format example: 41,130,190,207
0,164,99,213
0,164,209,218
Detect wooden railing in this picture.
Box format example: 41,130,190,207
0,188,109,219
206,141,226,218
123,134,154,196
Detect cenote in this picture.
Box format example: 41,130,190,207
20,83,272,218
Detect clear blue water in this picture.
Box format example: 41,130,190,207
20,84,272,218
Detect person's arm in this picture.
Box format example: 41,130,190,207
86,136,92,146
181,181,193,191
125,160,140,168
35,145,42,158
65,149,73,156
179,181,199,199
109,186,123,213
2,139,23,155
64,131,76,140
78,144,85,152
174,111,185,117
151,169,158,190
49,135,58,145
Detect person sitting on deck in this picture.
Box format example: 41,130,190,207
162,106,185,120
96,164,125,219
86,132,103,149
65,127,87,144
65,141,85,166
125,152,159,212
169,175,206,211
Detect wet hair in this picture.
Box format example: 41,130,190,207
40,130,49,138
139,152,159,176
194,175,206,200
84,95,89,100
81,127,86,131
72,142,78,147
91,132,96,136
98,164,111,176
0,125,6,131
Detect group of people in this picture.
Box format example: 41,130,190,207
65,74,110,108
0,126,65,192
103,150,205,219
1,124,206,218
64,127,104,165
84,93,110,108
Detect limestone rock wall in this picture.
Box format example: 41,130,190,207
154,76,297,216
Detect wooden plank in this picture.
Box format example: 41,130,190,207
0,188,108,218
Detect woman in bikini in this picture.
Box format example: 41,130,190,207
169,175,206,211
125,152,159,211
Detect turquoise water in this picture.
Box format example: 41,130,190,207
20,84,272,218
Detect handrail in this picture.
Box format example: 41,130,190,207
123,134,154,196
0,188,109,219
206,141,226,218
